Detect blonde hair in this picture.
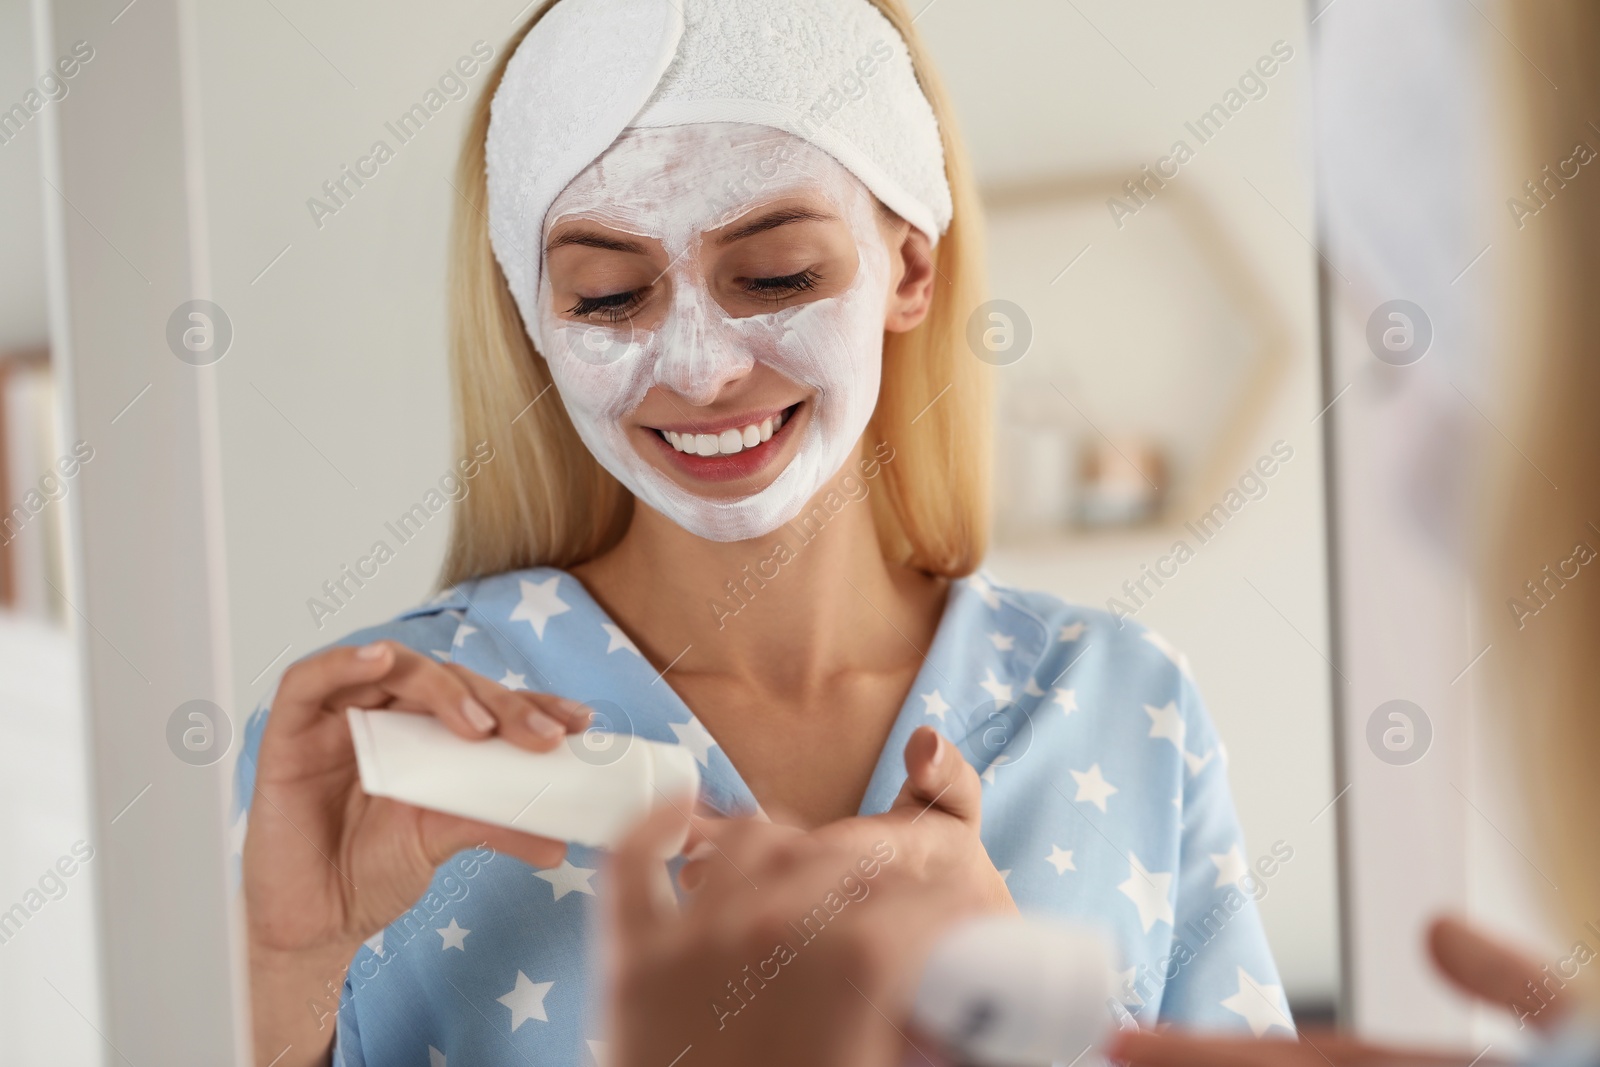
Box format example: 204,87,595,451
440,0,990,586
1492,2,1600,937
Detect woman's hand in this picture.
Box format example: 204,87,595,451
604,802,978,1067
1108,1030,1510,1067
682,726,1014,916
243,640,588,1066
1108,914,1561,1067
1425,913,1574,1030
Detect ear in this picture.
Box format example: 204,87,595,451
883,224,937,334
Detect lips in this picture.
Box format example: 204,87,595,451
644,402,802,484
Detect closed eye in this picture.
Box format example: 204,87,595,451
569,268,822,321
745,269,820,299
568,290,643,322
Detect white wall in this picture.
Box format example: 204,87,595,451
0,1,97,1060
0,0,48,350
0,615,98,1065
197,1,499,713
28,0,246,1056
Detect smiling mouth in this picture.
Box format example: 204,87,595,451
650,402,801,457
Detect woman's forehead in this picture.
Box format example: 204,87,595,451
543,123,866,240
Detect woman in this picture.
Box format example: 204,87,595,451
238,1,1285,1063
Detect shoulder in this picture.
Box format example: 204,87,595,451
965,570,1193,686
298,568,572,667
339,579,490,653
959,570,1217,739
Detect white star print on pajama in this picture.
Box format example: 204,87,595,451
436,919,470,952
510,575,570,638
1220,967,1294,1036
600,622,639,655
232,567,1288,1064
1070,763,1119,812
498,972,554,1030
535,860,598,902
1210,845,1249,889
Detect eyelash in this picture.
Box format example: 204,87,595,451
568,291,640,322
566,269,822,322
746,268,820,298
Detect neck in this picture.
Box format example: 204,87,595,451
572,448,941,694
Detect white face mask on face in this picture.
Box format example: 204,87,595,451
532,122,893,543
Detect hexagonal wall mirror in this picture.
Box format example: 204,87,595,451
982,174,1293,544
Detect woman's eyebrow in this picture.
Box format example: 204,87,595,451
545,229,650,255
716,206,836,244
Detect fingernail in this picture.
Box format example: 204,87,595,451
525,711,563,740
462,697,496,733
554,697,592,723
927,731,944,768
357,642,386,660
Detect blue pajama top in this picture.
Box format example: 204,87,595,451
232,566,1292,1064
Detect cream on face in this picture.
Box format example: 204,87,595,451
532,123,892,543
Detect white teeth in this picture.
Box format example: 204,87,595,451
662,410,793,456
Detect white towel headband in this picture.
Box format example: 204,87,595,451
483,0,954,339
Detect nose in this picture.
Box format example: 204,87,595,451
651,284,754,407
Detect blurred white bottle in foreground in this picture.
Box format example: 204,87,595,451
913,914,1122,1067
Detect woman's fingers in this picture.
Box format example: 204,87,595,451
1108,1029,1494,1067
678,816,759,893
608,800,696,947
676,800,735,853
1110,1032,1324,1067
445,663,589,753
356,642,512,740
417,807,567,872
678,816,809,898
1427,914,1565,1027
276,638,595,754
272,642,399,732
322,642,587,752
892,726,982,826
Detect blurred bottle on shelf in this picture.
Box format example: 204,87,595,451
994,385,1076,542
1075,436,1167,528
0,347,69,625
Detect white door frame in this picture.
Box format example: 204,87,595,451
34,0,247,1059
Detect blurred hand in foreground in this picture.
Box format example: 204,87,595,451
603,798,984,1067
1110,914,1573,1067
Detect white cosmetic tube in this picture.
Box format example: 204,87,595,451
912,914,1120,1067
345,707,700,851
